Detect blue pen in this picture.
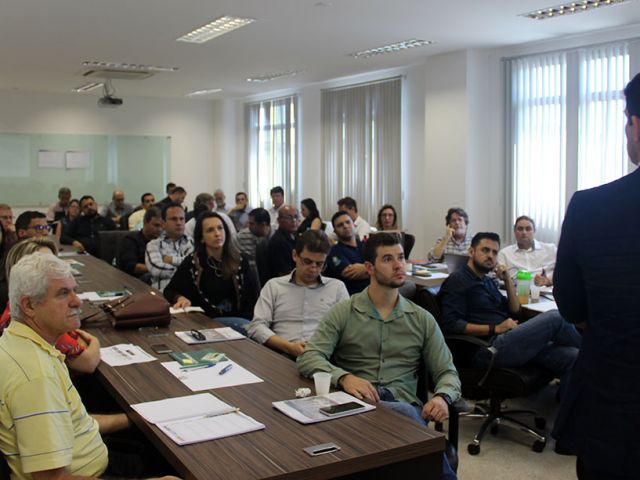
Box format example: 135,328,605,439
219,364,233,375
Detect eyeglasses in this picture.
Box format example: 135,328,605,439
279,215,300,222
190,329,206,341
29,225,50,232
298,255,326,269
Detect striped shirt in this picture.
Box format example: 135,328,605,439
145,232,194,291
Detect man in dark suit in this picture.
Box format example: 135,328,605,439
552,72,640,479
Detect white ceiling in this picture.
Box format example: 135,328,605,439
2,0,640,100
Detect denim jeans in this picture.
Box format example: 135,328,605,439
474,310,581,389
213,316,250,334
377,387,457,480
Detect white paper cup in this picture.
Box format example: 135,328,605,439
530,284,541,302
313,372,332,396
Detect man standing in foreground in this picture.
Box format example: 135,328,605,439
0,253,178,480
552,72,640,479
297,233,460,480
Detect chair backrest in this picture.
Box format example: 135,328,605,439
403,233,415,259
1,453,10,478
413,286,442,321
96,230,130,266
254,238,271,287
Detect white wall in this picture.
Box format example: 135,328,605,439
0,89,217,208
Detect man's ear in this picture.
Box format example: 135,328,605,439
291,249,299,264
364,260,374,276
19,296,36,319
631,115,640,143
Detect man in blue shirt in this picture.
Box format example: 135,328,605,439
324,211,369,294
439,232,580,390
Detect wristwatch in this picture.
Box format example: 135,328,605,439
434,392,453,407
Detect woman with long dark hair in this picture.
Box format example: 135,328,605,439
374,204,415,259
297,198,324,234
164,211,259,332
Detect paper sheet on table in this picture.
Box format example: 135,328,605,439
162,360,263,391
169,306,205,315
524,300,558,313
101,344,157,366
78,291,127,302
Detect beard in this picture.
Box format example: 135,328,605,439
374,270,406,289
472,257,494,274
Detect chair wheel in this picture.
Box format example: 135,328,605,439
534,417,546,429
532,440,546,453
467,443,480,455
490,424,499,435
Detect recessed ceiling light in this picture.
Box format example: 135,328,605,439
246,69,304,83
186,88,223,97
348,39,435,59
521,0,630,20
82,61,178,72
176,15,255,44
72,82,103,93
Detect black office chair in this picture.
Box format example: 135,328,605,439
414,287,553,455
255,239,271,287
403,233,415,259
96,230,130,266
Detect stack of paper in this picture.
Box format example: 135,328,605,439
162,360,263,391
131,393,264,445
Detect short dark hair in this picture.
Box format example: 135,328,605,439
79,195,94,205
331,210,350,228
295,230,330,256
166,182,176,194
514,215,536,231
143,206,162,224
161,202,184,220
337,196,357,212
249,208,270,225
270,186,284,196
171,186,186,195
471,232,501,248
141,192,154,203
15,211,46,232
235,191,247,200
624,72,640,119
363,232,402,263
194,192,214,210
445,207,469,225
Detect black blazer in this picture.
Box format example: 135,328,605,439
552,167,640,475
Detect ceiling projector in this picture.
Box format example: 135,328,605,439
97,95,123,108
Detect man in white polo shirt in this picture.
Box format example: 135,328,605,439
247,230,348,358
497,215,557,286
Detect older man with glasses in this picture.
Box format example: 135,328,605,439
266,204,300,279
248,230,348,358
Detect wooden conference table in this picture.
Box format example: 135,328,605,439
73,254,445,480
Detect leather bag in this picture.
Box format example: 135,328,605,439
102,292,171,329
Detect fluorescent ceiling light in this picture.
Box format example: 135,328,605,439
348,39,435,59
521,0,630,20
186,88,223,97
246,69,304,83
72,82,103,93
177,15,255,44
82,61,178,72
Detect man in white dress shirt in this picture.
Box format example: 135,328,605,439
497,215,557,286
337,196,371,240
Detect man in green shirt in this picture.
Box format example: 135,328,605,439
297,233,461,480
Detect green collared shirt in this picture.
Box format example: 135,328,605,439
297,288,461,405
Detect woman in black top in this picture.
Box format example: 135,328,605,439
164,211,259,333
297,198,324,235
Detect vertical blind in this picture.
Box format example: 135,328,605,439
506,43,629,243
321,77,401,224
246,95,297,208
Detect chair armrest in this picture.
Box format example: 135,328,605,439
445,334,498,387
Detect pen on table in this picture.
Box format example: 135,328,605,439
219,363,233,375
180,363,215,372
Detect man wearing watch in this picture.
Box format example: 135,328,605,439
298,233,461,480
439,232,581,398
